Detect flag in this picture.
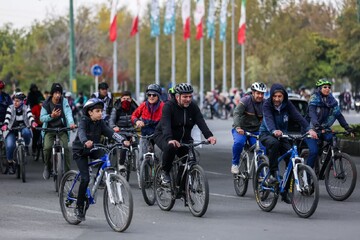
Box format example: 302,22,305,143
150,0,160,37
238,0,246,45
182,0,191,40
194,0,205,40
206,0,216,39
109,0,118,42
219,0,229,42
130,1,140,37
164,0,176,35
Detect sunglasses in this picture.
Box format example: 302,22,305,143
322,86,331,89
147,94,158,97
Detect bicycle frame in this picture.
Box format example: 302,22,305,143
242,132,265,178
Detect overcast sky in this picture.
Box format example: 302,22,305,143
0,0,343,29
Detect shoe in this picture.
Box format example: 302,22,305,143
231,164,239,174
74,206,86,221
43,166,50,180
118,164,126,171
265,173,279,187
8,162,16,175
281,191,292,204
160,170,171,184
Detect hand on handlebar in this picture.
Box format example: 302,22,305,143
235,127,244,135
113,127,120,132
135,120,145,128
308,129,318,139
32,122,38,128
85,140,93,148
207,136,217,145
70,124,77,130
123,140,130,147
273,130,283,137
1,125,7,131
168,140,181,148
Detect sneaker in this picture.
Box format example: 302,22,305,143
231,164,239,174
74,206,86,221
281,191,292,204
8,162,16,175
265,173,279,187
118,164,126,172
43,166,50,180
160,170,171,184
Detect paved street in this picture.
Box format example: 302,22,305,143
0,115,359,240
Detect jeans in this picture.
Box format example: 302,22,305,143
305,133,333,168
5,128,32,161
43,131,71,172
231,130,265,166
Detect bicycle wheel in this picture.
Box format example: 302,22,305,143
291,164,319,218
18,146,26,183
253,162,278,212
234,152,249,197
140,158,156,206
59,170,81,225
252,155,270,189
154,166,175,211
54,152,63,193
103,173,133,232
186,165,209,217
325,152,357,201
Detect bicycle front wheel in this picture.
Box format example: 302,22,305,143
18,146,26,183
325,152,357,201
59,170,81,225
186,165,209,217
253,162,278,212
140,158,156,206
54,152,63,193
103,173,133,232
234,152,249,197
291,164,319,218
154,166,175,211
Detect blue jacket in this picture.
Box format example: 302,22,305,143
260,83,310,136
0,92,13,123
307,89,349,130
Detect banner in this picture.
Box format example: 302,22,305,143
219,0,229,42
238,0,246,45
109,0,118,42
194,0,205,40
206,0,216,39
150,0,160,37
182,0,191,40
164,0,176,35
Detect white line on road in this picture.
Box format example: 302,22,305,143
205,171,228,176
210,193,239,199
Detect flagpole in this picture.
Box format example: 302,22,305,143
113,41,118,92
241,43,245,91
155,36,160,85
222,39,227,93
200,37,204,109
211,38,215,91
136,32,140,101
187,39,191,84
171,34,176,87
231,0,235,90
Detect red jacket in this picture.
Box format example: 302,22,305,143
132,100,164,136
31,104,43,125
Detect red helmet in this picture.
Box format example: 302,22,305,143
0,80,5,89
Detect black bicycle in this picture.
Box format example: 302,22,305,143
300,131,357,201
10,125,28,182
154,141,210,217
0,122,6,174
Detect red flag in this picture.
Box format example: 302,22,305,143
194,0,205,40
182,0,191,40
109,0,118,42
130,16,139,37
195,20,203,40
237,0,246,45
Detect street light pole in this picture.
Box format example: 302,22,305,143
69,0,76,92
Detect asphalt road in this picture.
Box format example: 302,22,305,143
0,114,359,240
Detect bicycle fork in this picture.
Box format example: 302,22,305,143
292,157,309,192
105,171,124,205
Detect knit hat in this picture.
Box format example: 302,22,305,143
50,83,63,95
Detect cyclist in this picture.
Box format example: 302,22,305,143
0,80,13,124
153,83,216,183
231,82,267,174
305,79,354,170
1,92,37,174
74,91,88,115
40,83,76,180
72,98,130,221
131,84,164,187
259,83,317,203
91,82,113,122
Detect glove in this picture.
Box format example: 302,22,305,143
345,127,354,134
32,122,38,128
1,125,7,131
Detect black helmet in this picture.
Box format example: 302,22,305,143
146,84,161,95
175,83,193,94
83,98,104,114
98,82,109,90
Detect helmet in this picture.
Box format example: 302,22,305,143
168,87,175,94
175,83,193,94
13,92,26,101
316,78,332,87
98,82,109,90
0,80,5,89
146,84,161,95
251,82,267,93
65,92,72,98
83,98,104,114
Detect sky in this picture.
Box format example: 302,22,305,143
0,0,343,29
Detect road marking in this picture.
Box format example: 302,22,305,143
205,171,228,176
210,193,239,199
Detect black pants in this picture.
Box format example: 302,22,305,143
260,134,291,173
155,139,189,173
31,128,41,152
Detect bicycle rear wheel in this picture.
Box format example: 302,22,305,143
103,173,133,232
253,162,278,212
234,152,249,196
186,165,209,217
291,164,319,218
154,166,175,211
59,170,81,225
325,153,357,201
140,158,156,206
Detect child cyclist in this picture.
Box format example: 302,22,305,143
72,98,130,221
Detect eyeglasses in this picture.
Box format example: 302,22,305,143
322,86,331,89
147,94,157,97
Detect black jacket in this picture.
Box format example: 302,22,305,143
154,99,213,143
109,99,138,129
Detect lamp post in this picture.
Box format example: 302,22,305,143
69,0,76,92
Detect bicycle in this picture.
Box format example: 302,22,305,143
254,134,319,218
38,127,74,192
0,123,6,174
59,143,133,232
154,141,210,217
300,130,357,201
233,132,269,197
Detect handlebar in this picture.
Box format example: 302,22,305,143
280,132,310,141
180,140,210,148
90,143,126,153
8,125,30,131
244,132,260,139
36,127,76,133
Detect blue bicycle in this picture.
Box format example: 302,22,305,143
59,143,133,232
254,134,319,218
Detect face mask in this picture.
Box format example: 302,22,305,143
121,100,131,111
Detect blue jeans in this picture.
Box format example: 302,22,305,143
305,133,333,168
231,129,265,165
5,128,32,161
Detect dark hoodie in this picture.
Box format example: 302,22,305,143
259,83,310,136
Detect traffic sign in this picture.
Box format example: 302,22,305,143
91,64,103,77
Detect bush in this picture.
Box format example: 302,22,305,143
331,124,360,141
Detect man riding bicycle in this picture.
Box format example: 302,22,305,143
40,83,76,180
231,82,267,174
153,83,216,183
0,80,13,124
91,82,113,122
304,79,354,169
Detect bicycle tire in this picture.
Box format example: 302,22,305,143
59,170,81,225
291,164,319,218
252,155,269,190
254,162,278,212
325,152,357,201
140,158,156,206
56,152,64,193
18,146,26,183
234,152,249,197
103,173,133,232
154,166,175,211
15,148,20,179
186,165,209,217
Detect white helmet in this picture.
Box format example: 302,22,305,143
65,92,72,97
251,82,267,93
